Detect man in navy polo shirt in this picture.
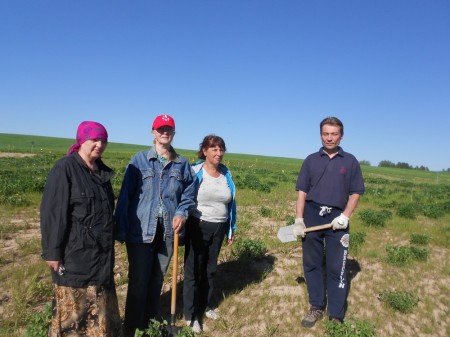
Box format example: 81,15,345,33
293,116,365,328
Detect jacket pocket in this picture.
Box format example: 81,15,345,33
70,188,95,222
141,168,156,191
169,170,182,196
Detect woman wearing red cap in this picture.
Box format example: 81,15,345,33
40,121,123,336
115,114,196,336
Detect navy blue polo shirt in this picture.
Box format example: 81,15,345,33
295,147,365,210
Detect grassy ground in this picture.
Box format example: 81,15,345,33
0,133,449,336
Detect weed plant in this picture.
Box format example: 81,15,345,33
396,203,417,219
134,319,195,337
378,290,419,313
358,209,392,227
24,302,52,337
234,173,271,193
421,203,446,218
259,207,273,217
385,244,429,266
285,215,295,225
410,233,430,245
232,239,267,260
409,246,429,261
324,318,375,337
385,245,413,266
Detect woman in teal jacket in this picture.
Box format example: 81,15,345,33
183,135,237,333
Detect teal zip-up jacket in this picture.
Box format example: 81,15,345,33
191,161,237,239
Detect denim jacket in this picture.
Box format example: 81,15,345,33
192,161,237,239
114,147,196,243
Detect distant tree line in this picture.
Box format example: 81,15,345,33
359,160,371,166
359,160,434,171
378,160,429,171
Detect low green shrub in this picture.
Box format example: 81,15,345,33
385,245,412,266
378,290,419,313
235,174,271,193
259,207,272,217
396,203,417,219
285,215,295,225
358,209,392,227
324,317,375,337
409,233,430,245
24,302,52,337
409,246,429,262
232,239,267,260
385,245,429,266
421,204,446,218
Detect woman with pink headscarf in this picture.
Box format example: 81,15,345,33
40,121,123,336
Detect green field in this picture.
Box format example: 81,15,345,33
0,133,449,337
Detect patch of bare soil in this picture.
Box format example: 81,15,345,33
0,152,36,158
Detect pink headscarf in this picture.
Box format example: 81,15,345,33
67,121,108,155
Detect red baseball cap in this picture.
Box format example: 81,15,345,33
152,114,175,130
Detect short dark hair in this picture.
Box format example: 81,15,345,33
320,117,344,136
197,135,227,159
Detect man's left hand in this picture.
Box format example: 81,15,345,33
331,213,349,230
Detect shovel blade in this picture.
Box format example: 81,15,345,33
277,225,297,243
277,223,333,243
166,325,183,337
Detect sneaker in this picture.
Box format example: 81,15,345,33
186,320,202,333
205,308,220,320
301,306,324,328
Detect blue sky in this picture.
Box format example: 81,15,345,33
1,1,449,171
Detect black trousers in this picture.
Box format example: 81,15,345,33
123,222,173,334
183,216,226,321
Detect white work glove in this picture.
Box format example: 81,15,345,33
331,213,349,230
293,218,306,238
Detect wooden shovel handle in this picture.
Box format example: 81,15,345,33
304,223,332,233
